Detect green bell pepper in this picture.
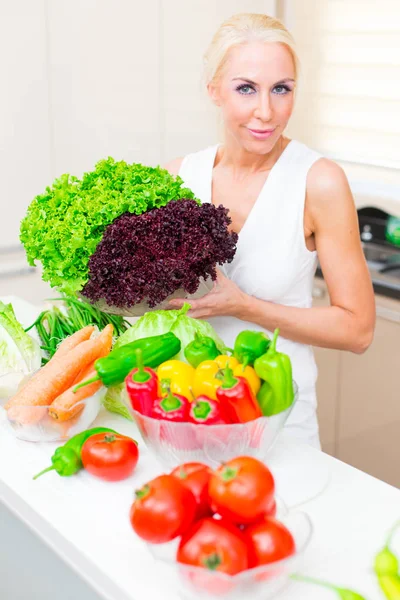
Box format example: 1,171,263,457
33,427,116,479
374,520,400,599
254,328,294,416
184,332,220,368
74,332,181,390
233,330,270,367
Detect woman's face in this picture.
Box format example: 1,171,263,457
209,41,296,154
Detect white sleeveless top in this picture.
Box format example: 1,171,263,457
179,140,323,449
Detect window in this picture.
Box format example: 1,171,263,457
282,0,400,189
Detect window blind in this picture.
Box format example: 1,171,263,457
282,0,400,186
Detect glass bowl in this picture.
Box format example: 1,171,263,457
147,510,313,600
3,386,105,442
86,278,213,317
125,383,298,469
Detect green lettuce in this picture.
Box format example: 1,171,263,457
20,158,199,295
0,301,42,398
103,383,133,422
104,304,226,418
114,304,226,361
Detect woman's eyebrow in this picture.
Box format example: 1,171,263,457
232,77,295,85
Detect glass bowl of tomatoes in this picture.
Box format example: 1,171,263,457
124,383,298,469
147,510,312,600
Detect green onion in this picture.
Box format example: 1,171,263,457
26,295,130,365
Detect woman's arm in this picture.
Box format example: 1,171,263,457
170,158,376,354
239,159,376,353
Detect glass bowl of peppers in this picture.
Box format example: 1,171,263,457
123,328,298,469
126,394,297,470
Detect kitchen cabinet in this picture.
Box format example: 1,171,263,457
313,277,400,487
338,294,400,487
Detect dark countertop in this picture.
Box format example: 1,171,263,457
315,266,400,301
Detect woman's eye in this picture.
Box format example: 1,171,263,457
236,84,255,95
273,85,291,95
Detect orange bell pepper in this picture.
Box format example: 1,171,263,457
215,355,261,396
233,364,261,396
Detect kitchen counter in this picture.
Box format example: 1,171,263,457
1,296,400,600
1,409,400,600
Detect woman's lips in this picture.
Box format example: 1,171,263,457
247,128,275,140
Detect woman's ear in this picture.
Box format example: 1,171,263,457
207,83,222,107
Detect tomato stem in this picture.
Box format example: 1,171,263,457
179,467,188,479
220,466,237,482
104,434,116,443
203,553,222,571
135,484,150,500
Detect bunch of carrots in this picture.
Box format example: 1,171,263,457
5,324,114,423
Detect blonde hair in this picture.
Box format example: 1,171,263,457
203,13,299,86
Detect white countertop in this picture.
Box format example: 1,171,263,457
1,409,400,600
1,296,400,600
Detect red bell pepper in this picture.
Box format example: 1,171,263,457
152,381,190,422
125,349,159,416
188,396,227,425
216,367,262,423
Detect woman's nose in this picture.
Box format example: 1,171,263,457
254,93,273,122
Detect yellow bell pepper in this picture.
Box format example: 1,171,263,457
157,360,195,401
214,355,239,370
192,360,222,401
233,363,261,396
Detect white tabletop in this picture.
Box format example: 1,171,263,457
1,407,399,600
1,296,399,600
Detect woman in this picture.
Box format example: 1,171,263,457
164,13,375,449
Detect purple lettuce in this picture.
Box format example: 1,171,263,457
82,199,238,308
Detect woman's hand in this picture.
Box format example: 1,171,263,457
168,270,250,320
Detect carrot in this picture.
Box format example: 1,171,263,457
5,324,114,410
52,325,95,360
48,326,113,421
7,406,48,426
47,366,102,421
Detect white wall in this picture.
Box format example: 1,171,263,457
0,0,276,250
0,0,276,303
0,1,52,249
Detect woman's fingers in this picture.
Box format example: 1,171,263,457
168,298,200,310
167,298,187,309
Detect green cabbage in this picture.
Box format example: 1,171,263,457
114,303,226,361
0,301,42,398
103,383,133,422
104,304,226,419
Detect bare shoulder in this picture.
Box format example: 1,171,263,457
305,158,356,230
163,156,184,176
307,157,350,201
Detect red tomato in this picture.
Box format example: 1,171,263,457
130,474,197,543
208,456,275,524
240,498,277,532
177,517,248,575
171,462,213,520
81,432,139,482
245,517,296,568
